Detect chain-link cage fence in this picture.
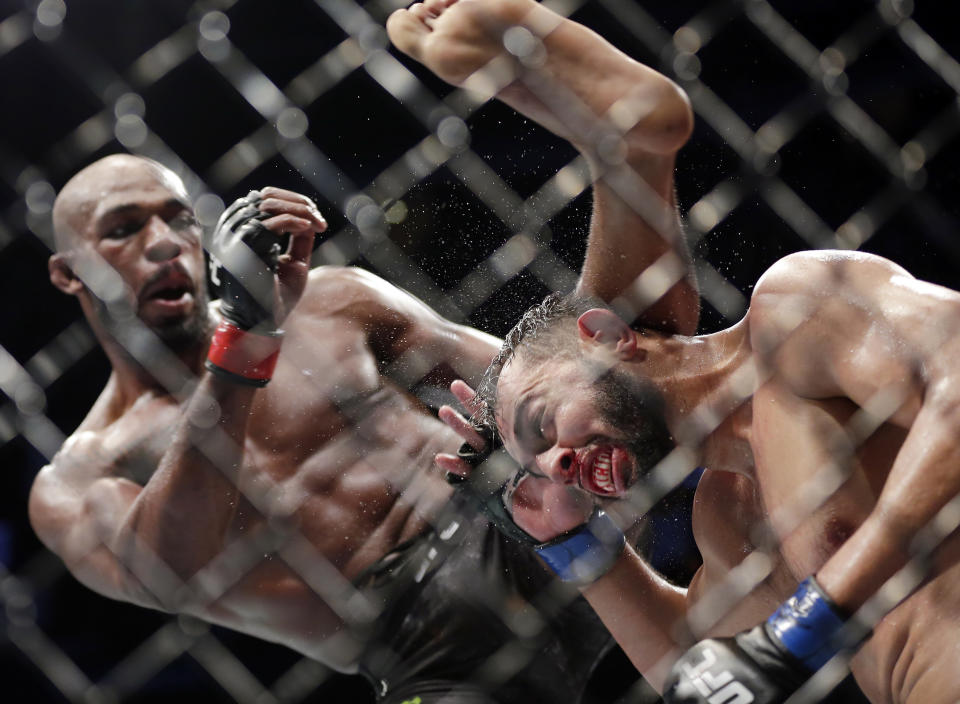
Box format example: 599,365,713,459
2,0,959,702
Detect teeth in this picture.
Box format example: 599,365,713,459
592,449,614,492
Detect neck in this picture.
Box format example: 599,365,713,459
643,319,754,450
92,314,211,405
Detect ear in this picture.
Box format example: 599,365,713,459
577,308,638,360
48,253,84,296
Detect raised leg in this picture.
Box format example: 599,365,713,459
388,0,699,333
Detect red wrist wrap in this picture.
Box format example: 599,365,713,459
205,321,282,387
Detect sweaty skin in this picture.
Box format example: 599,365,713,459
36,154,499,666
494,251,960,703
31,0,700,679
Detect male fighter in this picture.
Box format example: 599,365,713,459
452,252,960,704
29,0,699,701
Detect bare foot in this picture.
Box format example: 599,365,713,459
386,0,692,157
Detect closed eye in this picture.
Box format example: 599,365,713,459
525,408,552,455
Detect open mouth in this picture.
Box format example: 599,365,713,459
578,445,628,496
592,447,615,493
140,266,195,310
149,285,190,302
140,279,195,316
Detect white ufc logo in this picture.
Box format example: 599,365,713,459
208,255,222,287
680,647,755,704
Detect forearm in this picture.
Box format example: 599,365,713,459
580,543,690,692
571,85,699,335
113,374,255,586
816,394,960,614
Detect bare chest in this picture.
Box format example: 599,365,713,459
749,382,905,579
686,468,793,636
686,382,907,634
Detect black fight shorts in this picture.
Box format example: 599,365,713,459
355,493,612,704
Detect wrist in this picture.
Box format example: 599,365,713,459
534,509,625,586
205,319,283,387
765,576,849,671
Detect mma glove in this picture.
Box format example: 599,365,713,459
204,191,285,387
451,431,625,586
664,577,857,704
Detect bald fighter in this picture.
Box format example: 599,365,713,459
29,0,699,701
451,251,960,704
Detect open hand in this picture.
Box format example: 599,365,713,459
437,380,593,542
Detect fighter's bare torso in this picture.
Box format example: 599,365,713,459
42,265,488,667
685,251,960,703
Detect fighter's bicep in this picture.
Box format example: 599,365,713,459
332,268,499,375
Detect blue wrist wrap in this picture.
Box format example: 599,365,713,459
534,510,625,585
766,577,847,671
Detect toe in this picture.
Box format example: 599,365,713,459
386,6,431,57
422,0,448,15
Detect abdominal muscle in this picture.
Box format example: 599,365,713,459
192,379,463,669
243,380,462,579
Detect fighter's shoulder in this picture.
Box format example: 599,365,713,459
29,429,111,527
300,266,403,308
747,250,914,351
752,250,911,300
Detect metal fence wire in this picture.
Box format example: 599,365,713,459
1,0,959,702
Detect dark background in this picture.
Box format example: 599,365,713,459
1,0,959,701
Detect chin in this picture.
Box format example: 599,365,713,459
151,310,212,351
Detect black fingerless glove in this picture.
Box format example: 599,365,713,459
204,191,284,387
205,190,283,333
665,577,858,704
449,430,539,545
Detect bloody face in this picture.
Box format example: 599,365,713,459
496,349,674,498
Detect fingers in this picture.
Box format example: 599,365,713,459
386,8,429,58
439,405,487,450
256,188,327,269
450,379,480,413
259,186,324,212
545,483,595,530
285,231,314,266
257,187,327,233
436,453,472,481
259,213,322,269
259,204,325,233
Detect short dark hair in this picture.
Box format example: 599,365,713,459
473,292,607,431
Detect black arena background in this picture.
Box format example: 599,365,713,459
1,1,958,702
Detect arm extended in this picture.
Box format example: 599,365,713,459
660,252,960,704
756,253,960,614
